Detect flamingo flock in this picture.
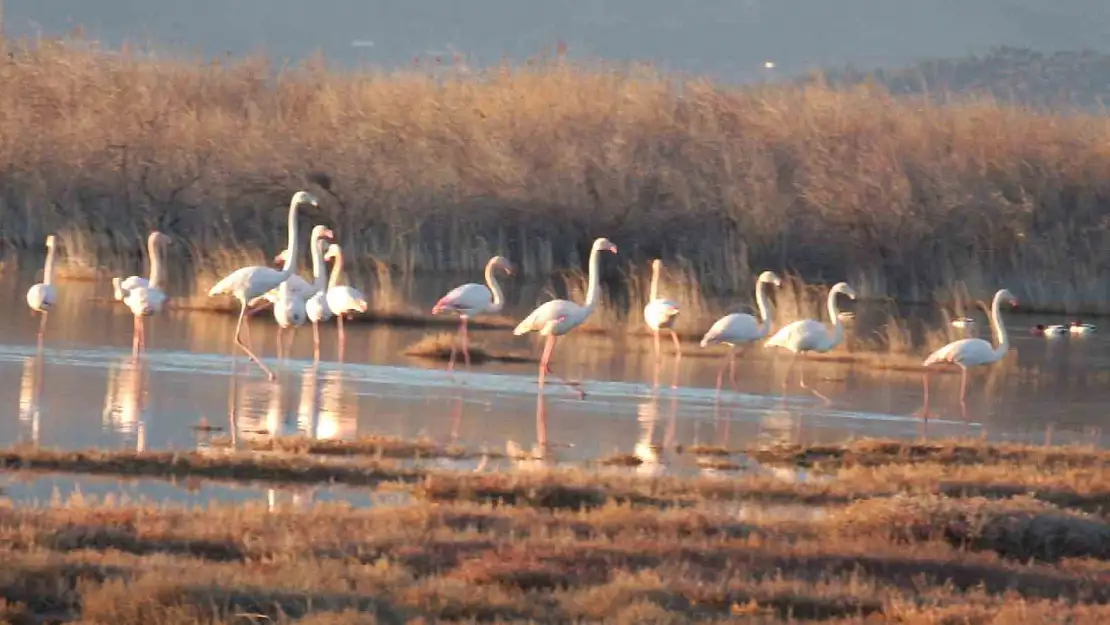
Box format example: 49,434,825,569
20,190,1092,432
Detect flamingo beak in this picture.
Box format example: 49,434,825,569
323,229,335,240
607,243,619,254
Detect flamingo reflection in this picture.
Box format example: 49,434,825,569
633,366,679,476
236,373,297,441
101,357,149,451
18,349,45,445
294,366,357,441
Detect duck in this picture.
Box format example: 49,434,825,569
950,317,975,329
1031,323,1068,337
1069,320,1096,335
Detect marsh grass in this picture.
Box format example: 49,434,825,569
403,332,538,364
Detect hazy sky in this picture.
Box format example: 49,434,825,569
7,1,1110,82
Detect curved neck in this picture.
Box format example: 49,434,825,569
281,199,301,278
311,236,327,292
583,246,604,311
824,288,845,350
990,293,1010,359
755,280,774,336
485,259,505,312
147,237,164,290
43,244,56,286
328,248,344,290
649,263,660,301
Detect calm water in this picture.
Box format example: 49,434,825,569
2,270,1109,509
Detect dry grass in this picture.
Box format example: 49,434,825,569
403,332,538,364
6,37,1110,321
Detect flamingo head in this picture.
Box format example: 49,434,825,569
45,234,57,248
758,270,783,287
273,249,289,266
292,191,321,208
594,237,618,255
490,255,514,276
310,225,335,243
832,282,858,300
323,244,341,262
997,289,1018,309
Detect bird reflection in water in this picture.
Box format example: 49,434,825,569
266,487,316,512
18,349,46,445
101,356,149,451
633,363,679,476
232,369,299,442
506,392,565,470
296,365,359,441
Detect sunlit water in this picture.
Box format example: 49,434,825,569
1,270,1109,506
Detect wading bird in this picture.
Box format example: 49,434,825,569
919,288,1017,423
643,259,682,375
700,271,783,394
305,238,334,362
116,231,171,356
322,243,368,358
1070,320,1096,335
1031,323,1067,337
432,255,514,374
764,282,857,404
26,235,59,347
207,191,320,380
513,237,618,398
273,226,333,359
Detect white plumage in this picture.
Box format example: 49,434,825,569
514,237,618,397
117,232,171,355
321,243,368,358
642,258,682,372
272,225,333,359
700,270,782,393
432,255,513,374
765,281,857,403
207,191,320,380
26,235,59,346
919,288,1017,422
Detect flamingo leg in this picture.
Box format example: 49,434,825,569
535,391,548,456
132,315,141,359
538,334,584,399
337,315,346,362
797,362,832,406
730,347,742,390
234,300,275,381
714,350,728,396
36,311,48,348
653,329,661,364
287,326,298,360
959,365,970,423
276,327,284,360
312,321,321,363
918,371,932,439
669,329,682,389
461,316,472,371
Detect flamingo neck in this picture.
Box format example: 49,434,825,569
990,291,1010,360
485,259,505,312
310,235,327,293
755,279,774,337
281,198,301,279
649,263,660,301
148,237,164,290
583,245,604,312
43,244,56,286
824,288,846,351
328,248,344,290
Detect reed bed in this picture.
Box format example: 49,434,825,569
5,36,1110,319
3,436,1110,622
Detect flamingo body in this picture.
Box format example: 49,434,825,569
274,282,307,329
433,255,513,374
1070,321,1096,335
644,299,680,330
326,286,368,316
701,313,764,347
26,283,56,313
923,337,1001,367
306,292,331,323
113,276,148,301
766,318,841,354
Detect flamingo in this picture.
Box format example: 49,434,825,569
643,259,682,372
207,191,320,380
26,235,59,347
322,243,368,357
764,281,857,404
513,237,618,398
116,231,171,356
1069,320,1096,335
273,225,333,359
951,317,976,329
431,255,514,374
700,270,783,394
305,238,334,362
919,289,1017,423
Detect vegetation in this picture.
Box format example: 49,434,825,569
3,436,1110,622
5,37,1110,323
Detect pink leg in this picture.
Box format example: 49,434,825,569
797,363,831,405
461,316,472,370
312,321,321,363
535,391,548,455
729,347,740,390
234,300,275,381
132,315,141,359
653,329,661,364
276,327,284,360
446,316,462,374
959,366,970,423
37,312,48,348
538,334,584,398
669,330,682,389
337,315,346,363
715,352,728,396
918,371,932,438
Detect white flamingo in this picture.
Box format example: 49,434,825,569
1069,320,1096,335
643,259,682,371
115,231,171,356
207,191,319,380
322,243,368,357
26,235,59,347
111,231,161,301
305,238,334,362
764,281,857,404
513,237,618,398
700,270,783,394
273,225,333,359
919,288,1017,423
431,255,514,374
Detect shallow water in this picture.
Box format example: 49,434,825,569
1,271,1108,483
